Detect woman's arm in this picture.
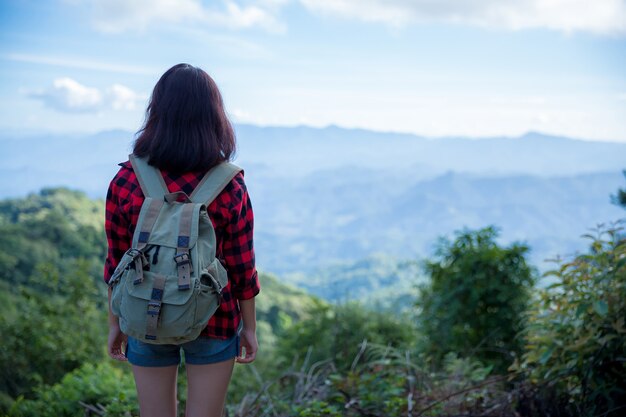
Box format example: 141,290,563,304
107,286,127,361
237,298,258,363
220,174,260,363
104,169,131,361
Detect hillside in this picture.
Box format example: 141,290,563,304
284,254,421,310
0,188,106,285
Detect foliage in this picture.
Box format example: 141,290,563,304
275,302,417,372
8,362,137,417
0,260,107,401
226,273,328,406
229,300,416,409
515,223,626,416
417,226,536,373
255,272,324,347
0,188,106,285
230,343,515,417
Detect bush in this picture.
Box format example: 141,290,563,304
417,226,536,373
275,302,417,371
516,223,626,416
9,362,137,417
230,343,514,417
0,260,107,400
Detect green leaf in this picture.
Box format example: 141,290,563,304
593,300,608,316
575,303,589,318
539,346,554,365
614,256,626,271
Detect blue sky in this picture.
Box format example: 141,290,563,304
1,0,625,141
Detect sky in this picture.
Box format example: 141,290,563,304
0,0,625,142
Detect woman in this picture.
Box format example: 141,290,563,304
104,63,260,417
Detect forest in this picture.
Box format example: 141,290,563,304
0,183,625,417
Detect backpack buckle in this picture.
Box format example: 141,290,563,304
174,252,193,290
145,275,166,341
147,301,161,316
174,253,191,267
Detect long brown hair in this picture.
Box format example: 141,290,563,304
133,63,236,172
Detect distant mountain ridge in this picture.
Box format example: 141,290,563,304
0,124,623,276
252,169,623,274
1,125,624,197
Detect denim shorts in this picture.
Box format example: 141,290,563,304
126,334,240,367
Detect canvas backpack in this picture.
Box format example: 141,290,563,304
108,154,241,344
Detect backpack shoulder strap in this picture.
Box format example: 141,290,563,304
129,154,169,198
190,162,242,205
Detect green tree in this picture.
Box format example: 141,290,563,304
0,260,106,403
417,226,536,372
0,188,106,285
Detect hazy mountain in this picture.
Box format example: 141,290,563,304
252,169,624,274
0,124,623,276
234,125,626,177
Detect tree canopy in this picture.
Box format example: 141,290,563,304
417,226,536,372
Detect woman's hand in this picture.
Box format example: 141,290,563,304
236,327,257,364
108,324,128,361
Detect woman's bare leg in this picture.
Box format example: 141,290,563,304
185,359,235,417
131,365,179,417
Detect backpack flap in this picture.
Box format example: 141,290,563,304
125,270,196,306
137,201,203,248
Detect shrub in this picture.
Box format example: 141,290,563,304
230,343,514,417
276,302,416,371
516,223,626,416
9,362,137,417
0,260,106,400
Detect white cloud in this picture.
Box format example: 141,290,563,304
91,0,203,32
29,78,102,113
29,78,145,113
214,1,286,32
68,0,626,35
299,0,626,35
78,0,286,33
107,84,146,111
5,53,157,75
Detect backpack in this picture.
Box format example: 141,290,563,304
108,154,242,344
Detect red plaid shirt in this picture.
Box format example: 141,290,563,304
104,161,260,339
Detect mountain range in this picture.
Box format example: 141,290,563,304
1,125,624,279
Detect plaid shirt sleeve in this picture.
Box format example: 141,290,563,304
103,165,136,283
220,173,260,300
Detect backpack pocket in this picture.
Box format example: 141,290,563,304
193,258,228,327
117,268,225,344
119,271,197,342
109,248,147,317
